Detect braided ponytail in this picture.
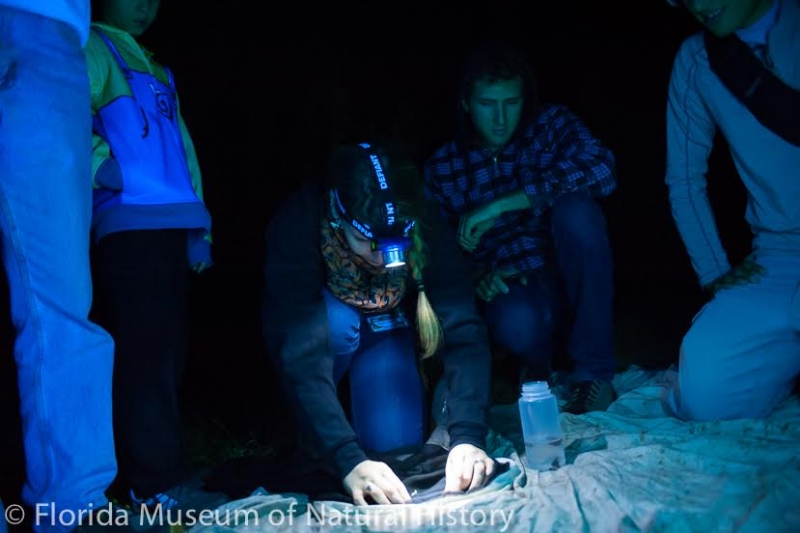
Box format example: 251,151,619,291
407,229,443,358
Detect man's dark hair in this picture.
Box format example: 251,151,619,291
456,38,540,148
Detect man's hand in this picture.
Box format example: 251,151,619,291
444,444,495,494
343,460,411,506
458,203,500,252
704,255,765,295
476,267,527,302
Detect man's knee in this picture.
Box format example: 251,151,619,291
551,193,608,243
486,297,555,357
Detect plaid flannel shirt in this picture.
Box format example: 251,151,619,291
424,104,617,275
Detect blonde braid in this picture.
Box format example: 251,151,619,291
407,229,443,358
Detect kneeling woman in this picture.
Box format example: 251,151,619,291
263,142,495,505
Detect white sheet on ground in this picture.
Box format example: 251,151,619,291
189,366,800,532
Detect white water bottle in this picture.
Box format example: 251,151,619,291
518,381,565,471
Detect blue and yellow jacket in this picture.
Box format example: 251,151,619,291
86,22,212,268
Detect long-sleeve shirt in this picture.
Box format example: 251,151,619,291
262,186,492,479
424,104,616,274
665,0,800,286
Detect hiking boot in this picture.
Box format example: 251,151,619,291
548,371,572,403
563,380,616,414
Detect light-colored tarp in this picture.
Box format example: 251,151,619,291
188,367,800,532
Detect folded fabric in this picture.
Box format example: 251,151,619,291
205,443,510,505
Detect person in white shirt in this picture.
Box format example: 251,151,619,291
663,0,800,421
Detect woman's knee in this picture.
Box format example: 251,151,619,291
351,332,418,383
349,333,423,451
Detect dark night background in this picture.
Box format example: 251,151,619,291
1,0,751,506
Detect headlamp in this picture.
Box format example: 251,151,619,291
371,236,412,269
332,142,417,269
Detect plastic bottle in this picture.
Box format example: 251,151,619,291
518,381,565,471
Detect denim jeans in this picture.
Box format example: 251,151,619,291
482,192,616,382
0,7,116,532
322,290,424,453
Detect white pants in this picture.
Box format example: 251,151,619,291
666,253,800,420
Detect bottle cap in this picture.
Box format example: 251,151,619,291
521,380,551,399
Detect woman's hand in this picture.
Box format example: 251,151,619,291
343,460,412,505
444,443,495,494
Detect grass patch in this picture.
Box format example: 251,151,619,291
182,414,276,469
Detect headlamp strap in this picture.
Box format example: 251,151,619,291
331,143,415,241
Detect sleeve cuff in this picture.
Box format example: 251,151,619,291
697,263,731,288
331,440,369,480
448,421,488,451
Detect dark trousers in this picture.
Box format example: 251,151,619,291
93,229,191,497
482,193,616,382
